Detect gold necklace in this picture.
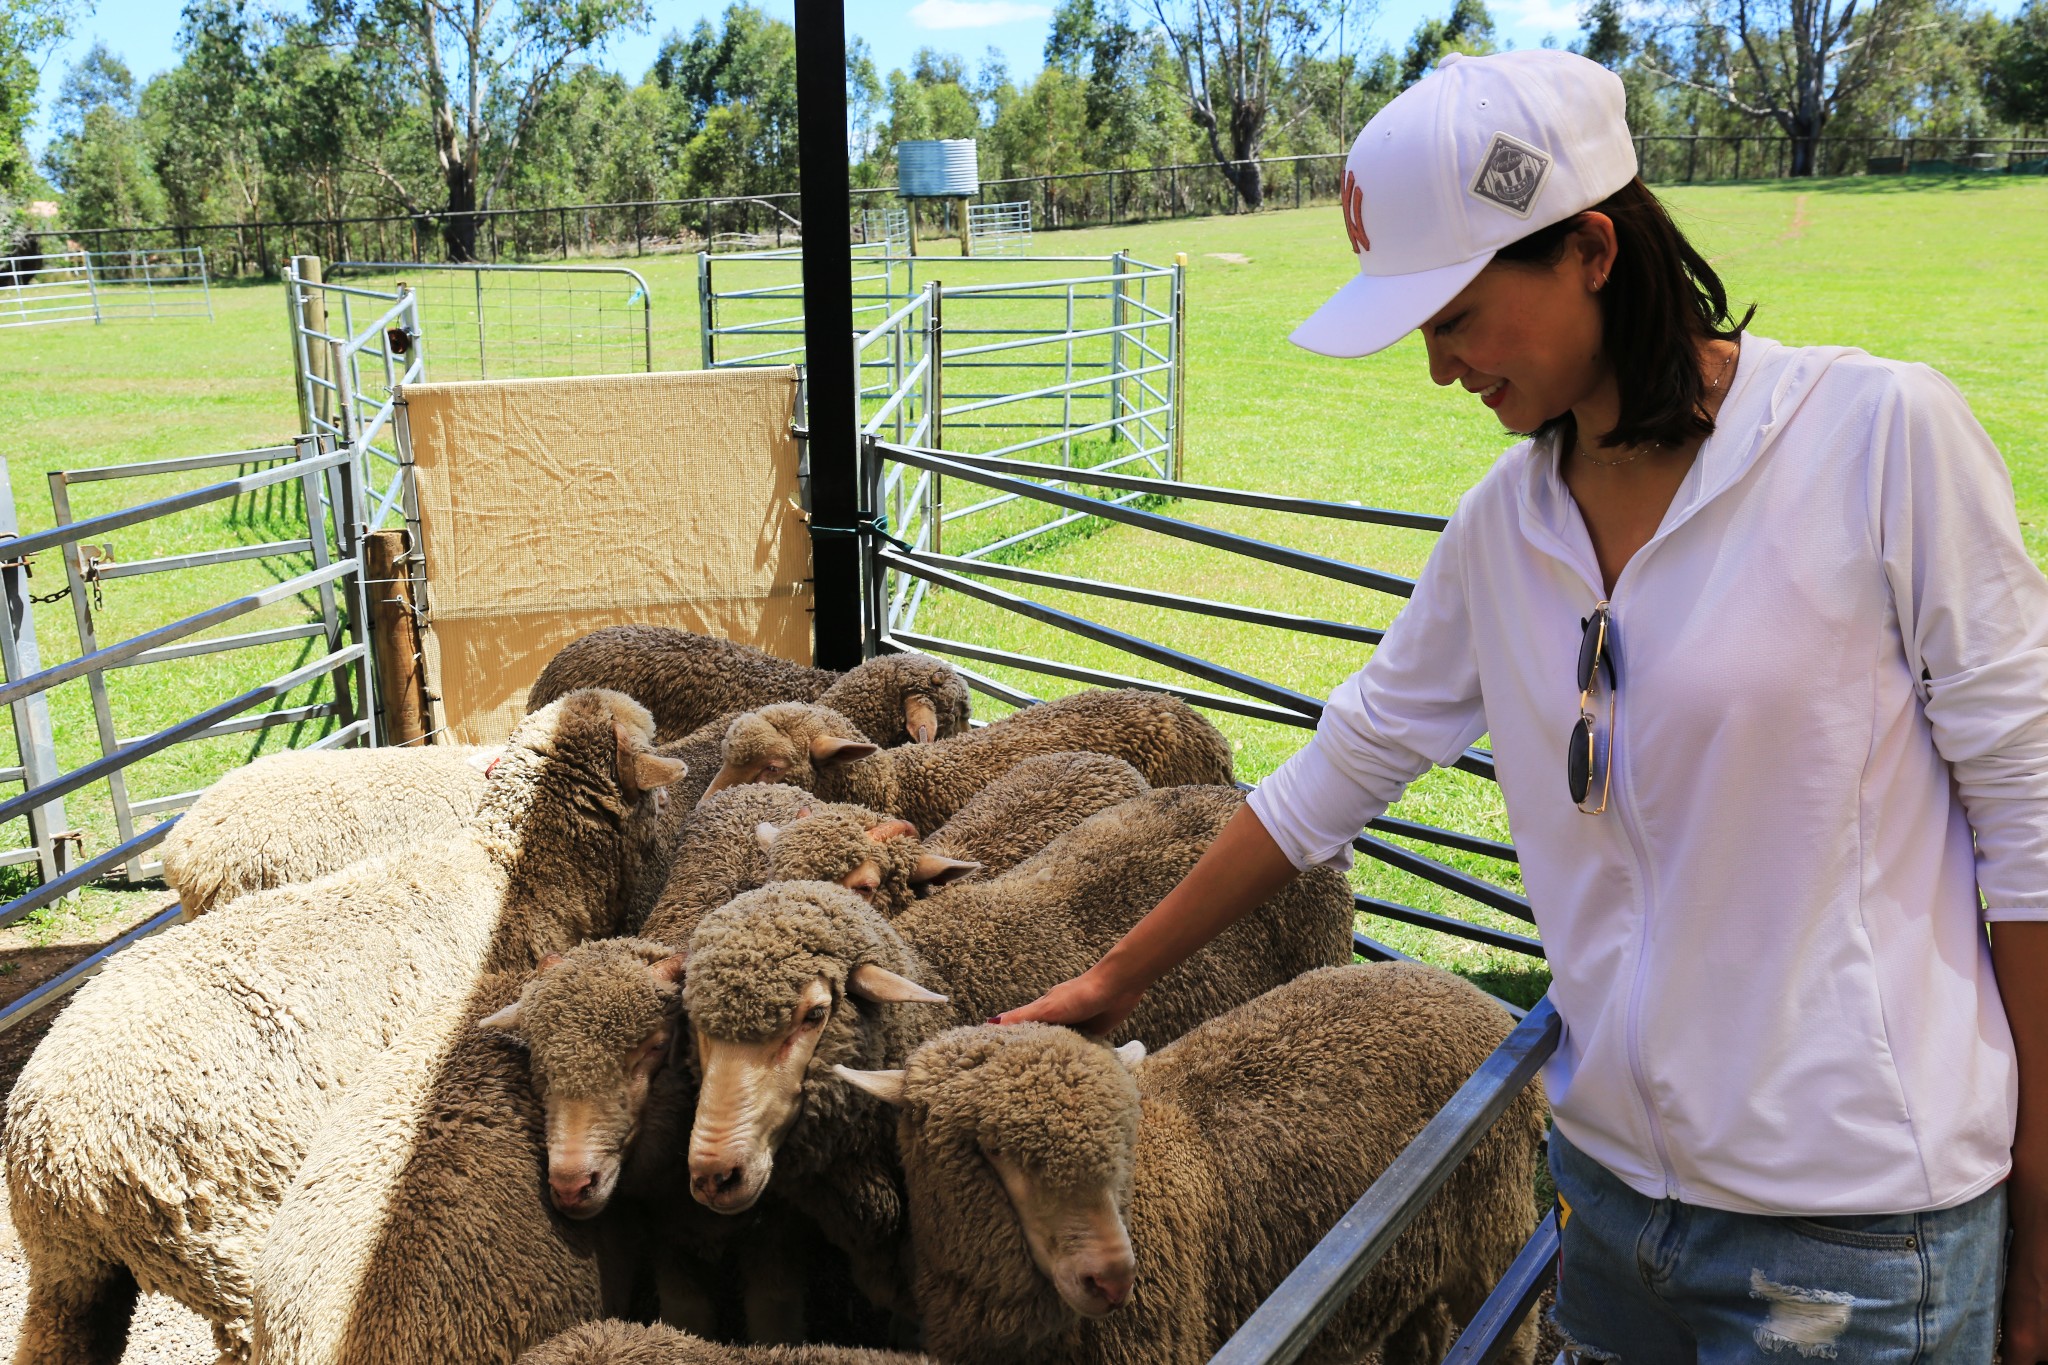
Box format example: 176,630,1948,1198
1573,347,1736,470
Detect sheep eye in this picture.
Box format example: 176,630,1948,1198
802,1004,828,1027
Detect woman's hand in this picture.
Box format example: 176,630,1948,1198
2003,1171,2048,1362
989,805,1303,1038
992,963,1149,1036
1993,920,2048,1361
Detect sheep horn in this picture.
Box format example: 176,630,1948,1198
832,1065,908,1107
698,764,750,803
847,963,949,1005
650,954,688,986
476,1001,523,1033
903,695,939,744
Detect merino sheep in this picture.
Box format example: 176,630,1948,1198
529,629,970,749
840,965,1547,1365
701,690,1232,829
680,786,1354,1311
251,971,605,1365
3,690,680,1365
485,764,1143,1334
516,1320,932,1365
158,743,496,915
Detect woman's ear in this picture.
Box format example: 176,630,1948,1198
1573,210,1620,291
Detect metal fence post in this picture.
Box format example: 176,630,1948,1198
81,250,102,325
1171,252,1187,483
925,280,943,558
1111,250,1128,450
0,460,71,886
698,252,716,370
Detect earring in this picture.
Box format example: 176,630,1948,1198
1592,274,1607,291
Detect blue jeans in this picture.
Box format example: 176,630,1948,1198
1549,1130,2007,1363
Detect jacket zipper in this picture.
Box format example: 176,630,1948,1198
1602,630,1679,1198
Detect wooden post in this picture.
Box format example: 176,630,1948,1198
363,529,429,745
958,196,972,256
291,255,332,430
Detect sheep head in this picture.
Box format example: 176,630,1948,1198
479,939,686,1219
756,808,980,916
844,1024,1145,1329
491,689,686,838
682,882,948,1215
824,652,972,745
699,704,878,804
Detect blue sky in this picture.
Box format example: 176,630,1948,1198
27,0,1599,153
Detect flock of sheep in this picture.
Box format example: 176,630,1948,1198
4,624,1546,1365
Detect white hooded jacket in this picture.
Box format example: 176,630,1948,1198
1249,332,2048,1215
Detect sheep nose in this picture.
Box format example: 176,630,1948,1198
1084,1268,1134,1309
692,1164,746,1201
549,1168,599,1211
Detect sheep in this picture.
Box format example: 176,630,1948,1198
250,970,606,1365
3,689,680,1365
680,785,1354,1312
516,1320,932,1365
158,742,497,915
700,689,1233,830
478,762,1145,1335
837,964,1547,1365
529,629,971,749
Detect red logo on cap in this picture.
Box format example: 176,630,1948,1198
1341,171,1370,254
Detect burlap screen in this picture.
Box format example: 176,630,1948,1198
403,367,812,744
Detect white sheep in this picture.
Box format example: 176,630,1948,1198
158,743,497,915
3,690,680,1365
839,964,1547,1364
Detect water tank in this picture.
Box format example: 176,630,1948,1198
896,140,980,198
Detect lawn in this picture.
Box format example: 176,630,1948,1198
0,175,2039,1002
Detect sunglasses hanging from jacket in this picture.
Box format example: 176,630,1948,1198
1570,602,1617,814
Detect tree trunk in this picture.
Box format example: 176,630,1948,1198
1227,104,1266,209
440,160,479,262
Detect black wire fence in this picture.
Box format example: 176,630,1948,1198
21,134,2046,279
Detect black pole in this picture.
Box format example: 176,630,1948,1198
795,0,865,669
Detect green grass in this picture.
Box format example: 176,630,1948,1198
0,178,2040,988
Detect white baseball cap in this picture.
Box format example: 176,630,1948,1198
1291,49,1638,358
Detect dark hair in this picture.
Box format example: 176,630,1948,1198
1493,177,1755,452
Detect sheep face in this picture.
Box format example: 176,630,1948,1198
482,940,685,1219
866,653,971,743
682,883,948,1215
847,1025,1145,1323
700,704,877,804
758,811,979,915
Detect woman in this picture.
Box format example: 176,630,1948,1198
995,49,2048,1362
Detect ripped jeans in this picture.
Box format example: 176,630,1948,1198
1549,1130,2006,1363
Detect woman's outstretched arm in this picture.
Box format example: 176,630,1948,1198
991,804,1302,1034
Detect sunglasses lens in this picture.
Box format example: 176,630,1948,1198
1577,613,1604,693
1568,716,1593,804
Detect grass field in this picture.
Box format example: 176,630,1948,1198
1,175,2041,1004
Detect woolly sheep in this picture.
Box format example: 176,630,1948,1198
516,1320,932,1365
680,786,1354,1310
3,690,680,1365
839,965,1547,1365
158,742,496,915
700,689,1232,829
483,764,1143,1330
529,628,970,748
251,971,605,1365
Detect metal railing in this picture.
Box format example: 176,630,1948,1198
966,201,1033,256
328,261,654,380
855,438,1554,1361
0,247,213,328
0,436,373,1032
284,257,426,534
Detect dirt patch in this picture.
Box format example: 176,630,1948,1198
1206,252,1253,265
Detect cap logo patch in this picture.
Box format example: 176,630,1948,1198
1340,170,1370,253
1470,132,1552,218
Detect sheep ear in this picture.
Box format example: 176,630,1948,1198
903,695,939,744
847,962,949,1005
755,821,781,852
477,1001,523,1034
635,752,687,791
833,1065,908,1107
649,954,688,986
466,748,502,773
1113,1040,1147,1069
810,735,880,767
865,818,919,842
538,952,566,972
910,854,981,888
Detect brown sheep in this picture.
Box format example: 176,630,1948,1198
516,1319,932,1364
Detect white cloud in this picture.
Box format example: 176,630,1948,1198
907,0,1053,29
